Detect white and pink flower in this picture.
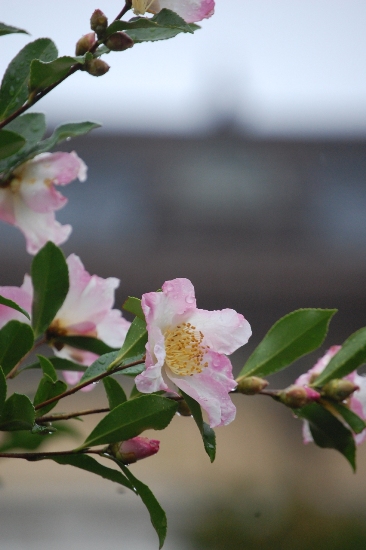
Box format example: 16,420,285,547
0,254,130,387
131,0,215,23
135,278,252,428
0,152,87,255
296,346,366,445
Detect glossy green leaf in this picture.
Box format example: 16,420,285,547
31,242,69,338
103,377,127,409
33,375,67,416
118,463,167,549
0,422,78,452
37,355,57,382
0,320,34,376
180,390,216,462
329,402,366,434
52,335,114,356
108,317,147,369
122,296,145,320
0,38,58,120
81,395,178,448
80,351,119,384
33,121,101,156
53,454,134,490
121,363,145,377
0,393,35,431
0,129,25,160
0,294,30,320
0,23,29,36
0,367,7,415
29,56,84,94
313,327,366,387
25,356,87,373
296,402,356,471
238,309,337,379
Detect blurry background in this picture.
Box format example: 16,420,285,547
2,0,366,548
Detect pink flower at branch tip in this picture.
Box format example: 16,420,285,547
135,278,252,428
131,0,215,23
296,346,366,445
0,152,87,255
0,254,130,389
116,436,160,464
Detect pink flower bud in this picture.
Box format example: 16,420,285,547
115,437,160,464
85,58,110,77
75,33,96,56
322,379,360,402
279,385,321,409
105,32,134,52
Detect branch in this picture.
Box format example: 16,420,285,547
0,448,103,461
36,407,110,423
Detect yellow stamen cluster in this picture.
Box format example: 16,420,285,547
165,322,209,376
131,0,155,16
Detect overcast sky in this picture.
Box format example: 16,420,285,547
2,0,366,135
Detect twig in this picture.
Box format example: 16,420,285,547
36,407,110,423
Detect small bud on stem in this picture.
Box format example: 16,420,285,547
75,33,96,56
279,385,321,409
85,58,110,77
105,32,134,52
109,437,160,464
236,376,269,395
321,379,359,402
90,9,108,38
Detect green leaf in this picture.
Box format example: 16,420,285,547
0,38,58,120
51,335,114,356
0,294,30,320
33,376,67,416
0,23,29,36
118,463,167,549
0,320,34,376
295,402,356,471
0,393,35,431
180,390,216,462
31,242,69,338
33,121,100,155
123,296,145,320
37,355,57,382
108,317,147,369
313,327,366,387
79,351,119,384
122,363,145,377
25,356,87,373
103,377,127,409
29,56,84,94
0,367,7,415
81,395,178,448
0,129,25,160
52,454,134,491
328,402,366,435
0,422,78,452
238,309,337,379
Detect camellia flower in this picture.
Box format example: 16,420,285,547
113,436,160,464
296,346,366,445
0,254,130,388
135,278,252,428
131,0,215,23
0,152,87,255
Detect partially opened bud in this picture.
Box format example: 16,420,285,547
90,9,108,37
111,437,160,464
322,379,360,402
236,376,269,395
105,32,134,52
279,385,320,409
85,58,110,77
75,33,96,56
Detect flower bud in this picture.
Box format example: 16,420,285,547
90,9,108,37
322,379,360,402
279,385,320,409
105,32,134,52
177,399,192,417
75,33,96,56
85,58,110,77
110,437,160,464
236,376,269,395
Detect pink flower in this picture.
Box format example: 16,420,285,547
131,0,215,23
296,346,366,445
0,255,130,388
0,152,87,254
135,278,252,428
116,436,160,464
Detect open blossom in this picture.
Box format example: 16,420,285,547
296,346,366,445
116,436,160,464
0,152,87,255
135,278,252,428
131,0,215,23
0,254,130,388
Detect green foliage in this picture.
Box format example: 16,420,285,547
31,242,69,338
0,38,58,120
52,335,115,356
0,422,77,452
33,355,67,416
0,320,34,376
0,393,35,431
295,402,356,470
180,390,216,462
0,367,6,415
80,351,119,384
29,56,84,94
0,129,25,160
25,356,87,373
0,23,29,36
313,327,366,386
330,402,366,434
33,121,100,155
123,296,145,320
238,309,336,379
81,395,178,448
108,316,147,369
0,294,30,320
103,377,127,409
118,462,167,549
106,9,198,43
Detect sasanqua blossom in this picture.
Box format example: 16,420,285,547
131,0,215,23
296,346,366,445
115,436,160,464
0,152,87,255
135,278,252,428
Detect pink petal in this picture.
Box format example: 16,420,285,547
96,309,131,349
166,351,237,427
0,274,32,328
118,436,160,462
149,0,215,23
302,421,314,444
135,329,169,393
296,345,341,386
188,307,252,355
61,368,95,392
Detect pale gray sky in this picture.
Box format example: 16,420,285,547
2,0,366,135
